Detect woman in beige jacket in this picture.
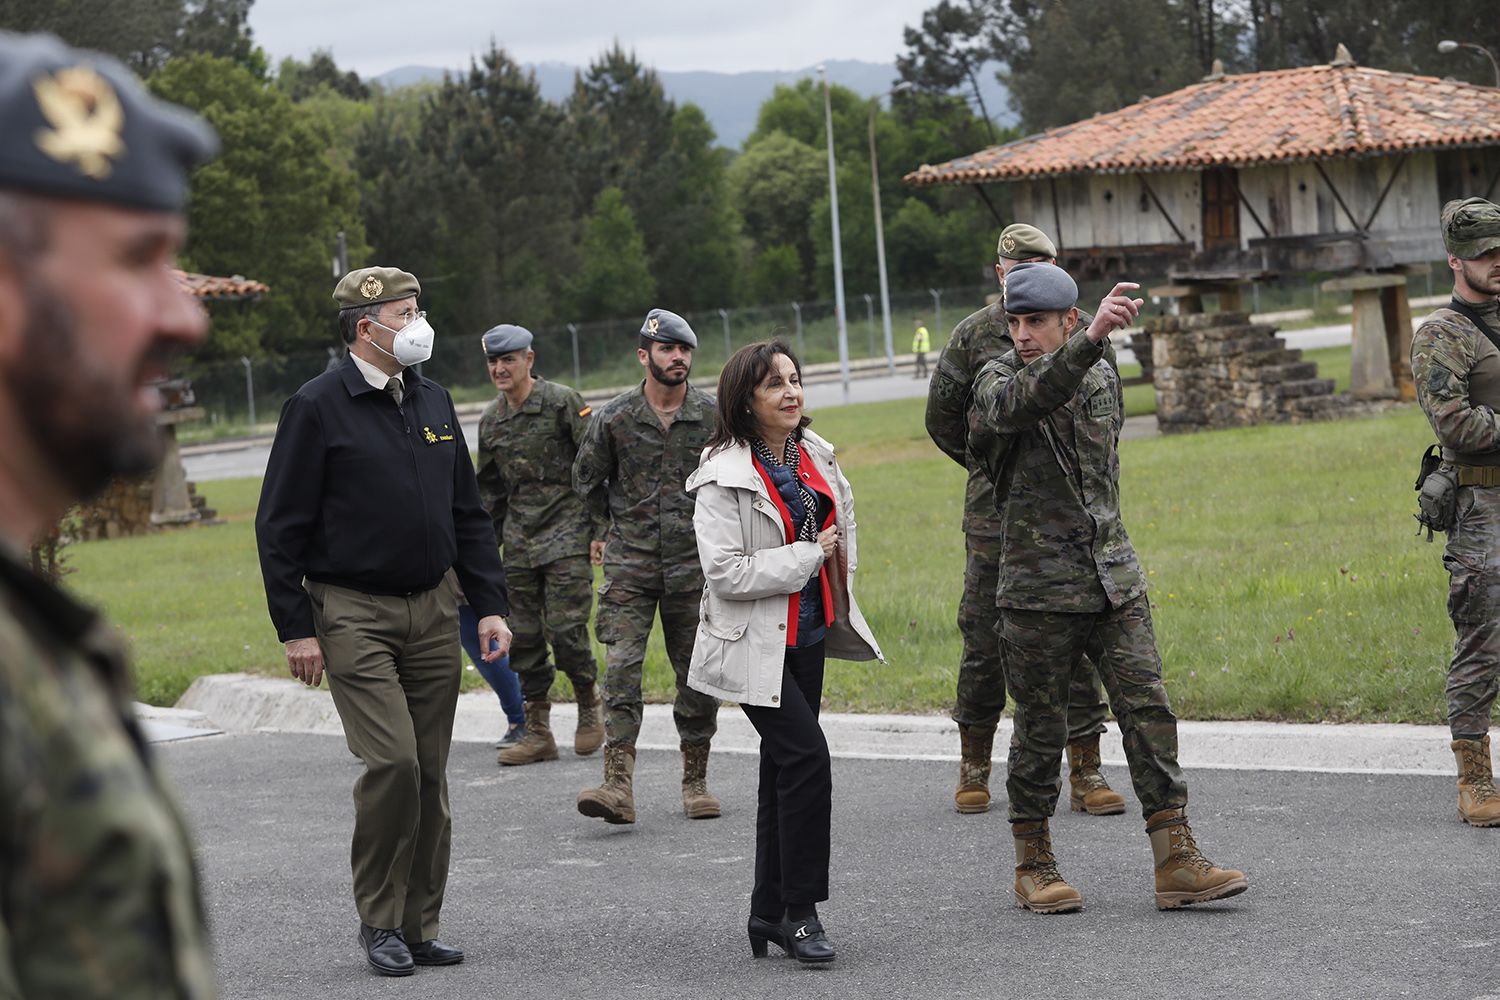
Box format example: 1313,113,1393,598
685,340,882,965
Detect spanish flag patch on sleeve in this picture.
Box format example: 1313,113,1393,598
578,406,592,417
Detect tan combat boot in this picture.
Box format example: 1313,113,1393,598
1146,807,1249,910
497,701,559,766
576,743,636,824
1012,820,1083,914
1452,736,1500,827
955,724,994,814
1067,735,1126,816
573,684,604,757
681,741,722,819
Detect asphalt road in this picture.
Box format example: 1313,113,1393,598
163,731,1500,1000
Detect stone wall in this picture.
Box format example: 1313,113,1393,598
1149,311,1341,433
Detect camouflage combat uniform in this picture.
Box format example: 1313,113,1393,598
476,377,603,701
0,548,217,999
572,381,720,747
1412,294,1500,738
927,300,1110,736
972,332,1187,822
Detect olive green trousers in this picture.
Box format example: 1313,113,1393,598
308,579,460,943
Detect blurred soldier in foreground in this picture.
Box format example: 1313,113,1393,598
1411,196,1500,828
925,223,1120,817
971,263,1247,913
0,30,219,997
573,309,722,824
475,324,605,765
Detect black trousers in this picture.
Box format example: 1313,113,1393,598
740,641,831,915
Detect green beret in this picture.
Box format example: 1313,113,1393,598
482,324,533,356
640,308,698,348
998,223,1058,261
0,31,217,212
1442,197,1500,260
333,266,420,309
1004,262,1078,314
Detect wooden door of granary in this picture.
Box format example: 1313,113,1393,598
1201,168,1241,250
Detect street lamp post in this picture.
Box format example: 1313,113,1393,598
1438,39,1500,88
240,356,255,427
791,301,804,355
818,64,851,404
870,81,911,375
929,287,943,335
718,308,732,360
863,292,875,357
566,323,582,387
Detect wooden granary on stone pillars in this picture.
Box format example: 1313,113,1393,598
906,45,1500,422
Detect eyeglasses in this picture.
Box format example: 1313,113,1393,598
377,308,425,328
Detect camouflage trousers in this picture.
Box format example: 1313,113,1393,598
594,576,719,748
507,555,599,703
1442,485,1500,738
954,533,1109,739
999,595,1187,822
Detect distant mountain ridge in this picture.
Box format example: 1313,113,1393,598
372,58,1012,149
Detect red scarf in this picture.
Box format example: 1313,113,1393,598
751,444,836,645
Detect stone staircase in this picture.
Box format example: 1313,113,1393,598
1148,311,1342,433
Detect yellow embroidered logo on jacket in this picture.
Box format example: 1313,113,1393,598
422,424,455,444
32,66,126,180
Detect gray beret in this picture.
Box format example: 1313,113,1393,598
0,31,218,211
1003,262,1078,314
481,324,533,356
640,308,698,348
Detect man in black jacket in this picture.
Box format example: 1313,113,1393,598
255,265,511,977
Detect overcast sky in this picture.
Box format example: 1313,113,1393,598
247,0,938,77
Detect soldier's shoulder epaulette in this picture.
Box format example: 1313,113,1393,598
591,390,636,423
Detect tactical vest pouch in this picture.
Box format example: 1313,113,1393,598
1414,444,1458,541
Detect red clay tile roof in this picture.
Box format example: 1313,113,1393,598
905,63,1500,187
173,270,270,300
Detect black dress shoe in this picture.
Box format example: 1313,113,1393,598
747,914,786,958
779,916,835,964
409,939,465,966
359,924,414,977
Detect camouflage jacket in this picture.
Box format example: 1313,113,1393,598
0,548,217,999
572,380,714,592
927,300,1104,537
1412,298,1500,466
476,377,605,569
971,331,1145,612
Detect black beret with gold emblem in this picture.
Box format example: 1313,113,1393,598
332,266,421,309
639,308,697,348
0,31,218,211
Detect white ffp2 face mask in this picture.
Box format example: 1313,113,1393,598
368,315,435,367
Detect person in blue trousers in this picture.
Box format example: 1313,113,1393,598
459,602,525,747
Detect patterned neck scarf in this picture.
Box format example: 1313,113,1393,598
751,433,820,543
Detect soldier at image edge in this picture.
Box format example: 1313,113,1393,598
1410,195,1500,828
0,29,220,998
925,221,1123,819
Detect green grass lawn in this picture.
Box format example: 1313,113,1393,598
63,380,1458,725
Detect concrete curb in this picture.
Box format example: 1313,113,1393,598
175,673,1458,776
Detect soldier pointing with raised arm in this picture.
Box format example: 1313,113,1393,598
971,264,1248,914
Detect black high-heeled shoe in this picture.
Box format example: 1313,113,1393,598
747,914,785,958
779,916,835,964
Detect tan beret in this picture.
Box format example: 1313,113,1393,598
332,266,420,309
997,223,1058,261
